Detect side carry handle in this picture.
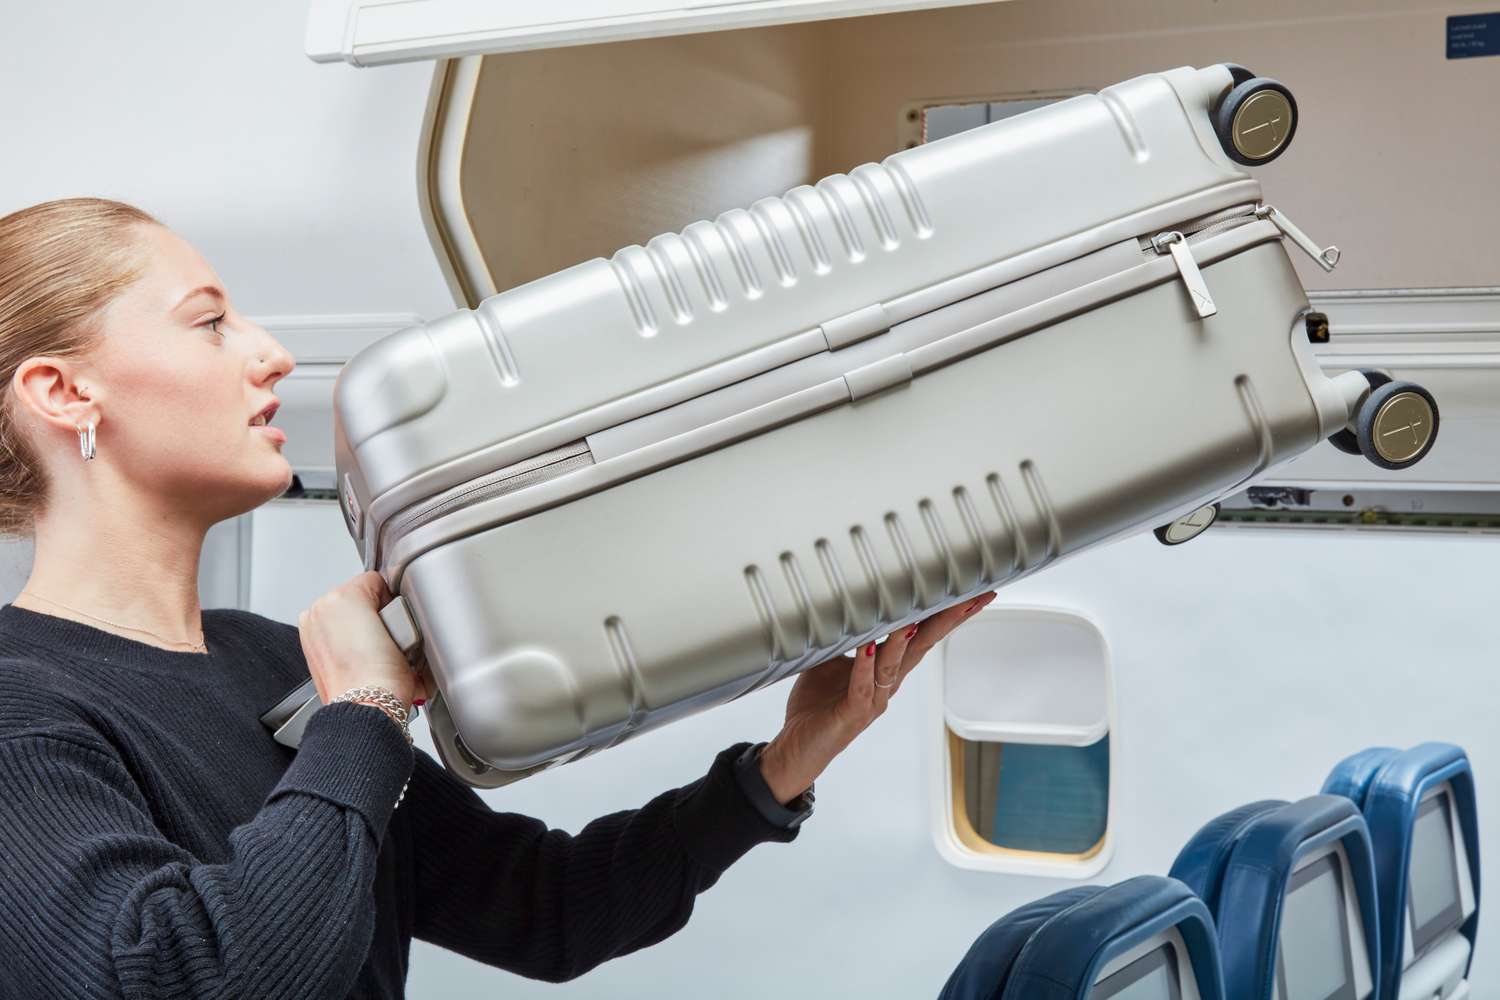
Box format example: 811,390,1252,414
259,595,425,749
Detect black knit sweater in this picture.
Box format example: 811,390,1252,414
0,602,797,998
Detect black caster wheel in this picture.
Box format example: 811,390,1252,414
1155,503,1221,546
1213,76,1298,166
1219,63,1257,88
1329,369,1392,456
1355,381,1439,470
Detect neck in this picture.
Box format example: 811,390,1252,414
18,466,211,649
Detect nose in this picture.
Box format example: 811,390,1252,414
250,325,296,385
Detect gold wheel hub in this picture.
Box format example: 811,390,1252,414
1231,91,1294,161
1372,391,1435,464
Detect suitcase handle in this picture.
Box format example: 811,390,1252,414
258,597,427,750
258,680,424,750
378,595,424,657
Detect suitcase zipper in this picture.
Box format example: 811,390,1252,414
1254,204,1342,272
378,442,594,559
1144,203,1340,317
1150,230,1219,317
378,201,1339,563
1141,203,1258,318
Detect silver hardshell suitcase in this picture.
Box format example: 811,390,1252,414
267,64,1440,786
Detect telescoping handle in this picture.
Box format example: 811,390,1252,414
258,597,427,749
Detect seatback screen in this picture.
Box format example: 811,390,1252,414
1277,853,1356,1000
1092,943,1182,1000
1407,791,1463,957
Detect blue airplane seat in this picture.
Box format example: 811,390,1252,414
937,875,1225,1000
1323,747,1399,808
1170,795,1380,1000
1323,743,1479,1000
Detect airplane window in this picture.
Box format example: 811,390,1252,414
958,735,1110,855
939,606,1113,872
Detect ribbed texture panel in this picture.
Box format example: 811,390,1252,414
0,603,794,998
606,161,933,333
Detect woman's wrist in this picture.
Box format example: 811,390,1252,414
757,735,820,805
332,685,413,746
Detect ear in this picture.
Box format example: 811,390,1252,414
11,356,100,437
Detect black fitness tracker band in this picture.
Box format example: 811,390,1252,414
733,742,815,830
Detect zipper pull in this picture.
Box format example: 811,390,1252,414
1151,231,1217,318
1256,204,1341,272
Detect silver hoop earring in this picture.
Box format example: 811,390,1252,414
77,422,96,462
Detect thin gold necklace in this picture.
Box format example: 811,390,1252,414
17,589,208,654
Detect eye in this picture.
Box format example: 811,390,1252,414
203,313,227,337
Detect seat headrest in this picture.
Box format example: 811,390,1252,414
938,887,1098,1000
937,876,1224,1000
1170,800,1286,913
1322,747,1399,808
1326,743,1480,995
1173,795,1380,1000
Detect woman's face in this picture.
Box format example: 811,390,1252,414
80,224,297,524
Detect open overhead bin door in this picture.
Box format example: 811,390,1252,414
306,0,1002,65
313,0,1018,307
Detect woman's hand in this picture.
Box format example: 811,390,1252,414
298,571,429,708
757,590,999,803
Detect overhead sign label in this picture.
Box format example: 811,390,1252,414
1448,13,1500,58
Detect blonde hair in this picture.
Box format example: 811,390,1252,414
0,197,160,538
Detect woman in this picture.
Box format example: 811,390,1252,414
0,197,998,999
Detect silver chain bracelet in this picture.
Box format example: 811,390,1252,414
331,685,413,807
332,685,411,740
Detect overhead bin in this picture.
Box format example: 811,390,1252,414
306,0,1001,66
1221,288,1500,535
390,1,1500,309
302,0,1500,530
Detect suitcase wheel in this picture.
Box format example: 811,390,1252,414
1328,368,1393,456
1353,380,1440,471
1154,503,1221,546
1213,75,1298,166
1218,62,1258,88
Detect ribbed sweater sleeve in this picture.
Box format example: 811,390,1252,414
0,702,413,1000
409,742,798,981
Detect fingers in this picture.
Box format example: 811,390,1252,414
353,570,390,605
843,623,919,721
902,591,997,673
874,621,921,700
411,668,433,706
846,640,877,713
297,609,327,703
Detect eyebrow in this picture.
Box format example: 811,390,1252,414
172,285,226,312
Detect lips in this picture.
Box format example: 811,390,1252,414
250,400,286,443
249,400,279,426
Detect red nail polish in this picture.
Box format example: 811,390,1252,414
864,642,877,657
413,698,426,707
904,625,919,639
